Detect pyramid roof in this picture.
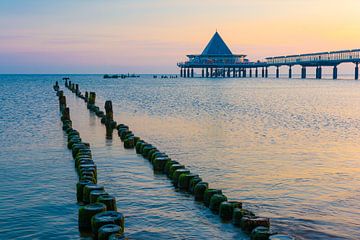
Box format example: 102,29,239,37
201,31,233,55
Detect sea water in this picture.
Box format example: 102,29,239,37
0,74,359,239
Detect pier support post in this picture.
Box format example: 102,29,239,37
355,63,359,80
206,68,209,77
333,66,338,80
238,68,241,78
191,68,194,78
316,66,322,79
180,68,183,77
233,68,236,78
243,69,247,78
255,68,258,78
289,66,292,79
210,68,213,78
187,68,190,78
276,66,280,78
227,68,230,77
301,66,306,79
262,68,265,78
222,68,225,78
249,68,252,77
202,69,204,78
265,67,268,78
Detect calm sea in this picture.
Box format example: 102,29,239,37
0,74,359,239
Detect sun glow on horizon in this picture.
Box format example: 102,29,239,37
1,0,360,73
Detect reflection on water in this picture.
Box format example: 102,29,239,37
0,74,360,239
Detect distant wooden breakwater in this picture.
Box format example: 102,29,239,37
53,78,295,240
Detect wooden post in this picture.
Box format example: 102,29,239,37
105,101,113,122
59,95,66,112
85,91,89,102
63,107,71,121
88,92,96,105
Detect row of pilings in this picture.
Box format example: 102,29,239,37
53,81,125,240
180,62,360,80
58,78,296,240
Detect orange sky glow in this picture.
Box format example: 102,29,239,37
1,0,360,73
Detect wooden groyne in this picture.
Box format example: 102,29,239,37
56,78,296,240
54,82,125,240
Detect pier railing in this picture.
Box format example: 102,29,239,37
265,49,360,66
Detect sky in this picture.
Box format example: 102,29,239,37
1,0,360,74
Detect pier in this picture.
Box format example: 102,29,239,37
177,32,360,80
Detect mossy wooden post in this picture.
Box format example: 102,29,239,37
59,95,66,112
85,91,89,102
105,100,114,122
104,100,116,134
57,89,63,97
89,92,96,104
53,81,59,91
63,77,69,87
63,107,70,121
87,92,96,109
68,81,72,89
75,84,79,95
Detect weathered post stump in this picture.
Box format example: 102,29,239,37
85,91,89,102
209,194,227,212
98,224,122,240
59,95,66,112
98,195,117,211
62,107,71,122
194,182,209,201
91,211,125,235
78,203,107,231
87,92,96,109
203,189,222,207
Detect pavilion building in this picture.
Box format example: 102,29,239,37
177,31,252,78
